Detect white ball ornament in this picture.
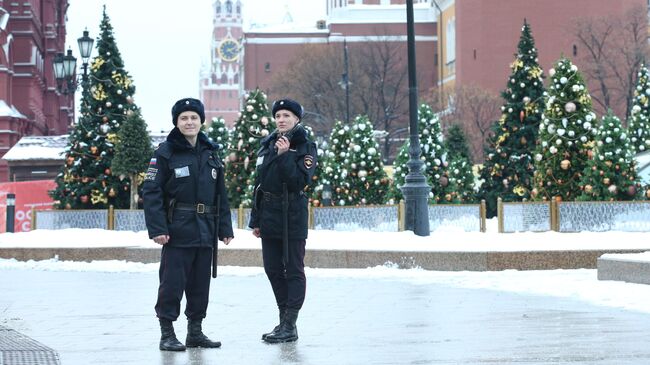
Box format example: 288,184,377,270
549,68,556,77
564,102,576,113
358,170,368,178
560,77,568,84
368,147,377,155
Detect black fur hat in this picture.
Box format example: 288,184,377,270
271,98,304,120
171,98,205,125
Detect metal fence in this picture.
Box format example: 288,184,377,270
33,202,487,233
498,198,650,233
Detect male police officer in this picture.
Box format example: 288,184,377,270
143,98,233,351
249,98,317,343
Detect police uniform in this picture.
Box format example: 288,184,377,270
143,97,233,351
249,98,317,343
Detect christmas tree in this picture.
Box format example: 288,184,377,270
478,19,545,216
317,120,353,206
203,116,229,160
628,63,650,153
445,124,476,203
578,111,641,201
224,89,274,208
111,109,152,209
50,8,138,209
346,115,389,205
390,103,451,203
532,57,598,201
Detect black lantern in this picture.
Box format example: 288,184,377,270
54,29,94,94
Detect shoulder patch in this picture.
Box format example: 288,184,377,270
304,155,314,169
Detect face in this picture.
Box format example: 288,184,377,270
176,111,201,138
275,109,299,134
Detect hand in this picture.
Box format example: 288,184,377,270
252,227,261,238
222,237,233,245
275,136,290,155
153,234,169,245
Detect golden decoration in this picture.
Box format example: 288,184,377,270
513,185,526,196
92,84,107,101
91,57,105,72
528,66,543,79
107,133,119,144
511,59,523,72
91,189,108,205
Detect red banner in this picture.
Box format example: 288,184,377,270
0,180,56,232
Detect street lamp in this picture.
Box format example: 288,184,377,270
338,39,351,124
399,0,430,236
53,29,94,94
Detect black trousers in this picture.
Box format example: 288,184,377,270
155,246,213,321
261,238,306,310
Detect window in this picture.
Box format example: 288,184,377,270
226,0,232,13
264,62,271,72
215,0,221,14
445,16,456,64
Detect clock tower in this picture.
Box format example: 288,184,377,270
200,0,243,127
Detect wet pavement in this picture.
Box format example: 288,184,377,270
1,268,650,364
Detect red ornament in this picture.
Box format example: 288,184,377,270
519,110,525,122
105,168,111,175
80,195,89,204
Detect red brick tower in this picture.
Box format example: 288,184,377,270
200,0,243,128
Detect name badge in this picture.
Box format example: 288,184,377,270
256,156,264,166
174,166,190,178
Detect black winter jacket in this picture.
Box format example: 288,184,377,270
143,128,233,247
248,125,317,240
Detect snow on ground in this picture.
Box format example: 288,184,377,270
1,219,650,315
0,220,649,254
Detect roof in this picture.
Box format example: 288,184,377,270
2,133,169,162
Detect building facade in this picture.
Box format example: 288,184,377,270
0,0,73,181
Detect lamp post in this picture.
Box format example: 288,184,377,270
6,193,15,233
53,29,94,94
399,0,430,236
339,39,351,124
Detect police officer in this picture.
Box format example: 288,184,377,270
249,98,317,343
143,97,234,351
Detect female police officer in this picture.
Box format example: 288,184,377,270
143,98,234,351
249,98,317,343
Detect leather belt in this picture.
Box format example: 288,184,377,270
261,189,303,201
175,202,218,214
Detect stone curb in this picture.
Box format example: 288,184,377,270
597,256,650,285
1,247,648,271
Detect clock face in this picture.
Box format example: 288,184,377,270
218,39,239,62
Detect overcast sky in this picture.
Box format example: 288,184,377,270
66,0,326,133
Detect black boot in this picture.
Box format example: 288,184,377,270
261,307,286,340
159,319,186,351
186,318,221,348
264,308,298,343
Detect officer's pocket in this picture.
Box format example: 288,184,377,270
259,199,283,236
169,210,193,239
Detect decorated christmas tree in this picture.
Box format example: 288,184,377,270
478,19,545,216
390,103,451,203
203,116,230,160
628,63,650,153
445,124,476,203
50,8,138,209
224,88,274,208
111,109,152,209
532,57,598,201
578,111,641,201
317,120,353,206
346,115,389,205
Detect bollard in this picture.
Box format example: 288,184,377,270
6,193,15,233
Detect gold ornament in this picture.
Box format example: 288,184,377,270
513,185,526,196
80,195,89,204
560,159,571,170
584,185,593,193
90,57,105,72
90,146,98,155
108,188,117,197
107,133,119,144
603,177,610,185
90,190,108,205
92,84,107,101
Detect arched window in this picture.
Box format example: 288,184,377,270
226,0,232,13
236,1,241,14
215,0,221,14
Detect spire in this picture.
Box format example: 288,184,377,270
282,4,293,24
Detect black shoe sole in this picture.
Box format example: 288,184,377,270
159,346,186,351
263,336,298,344
186,343,222,348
